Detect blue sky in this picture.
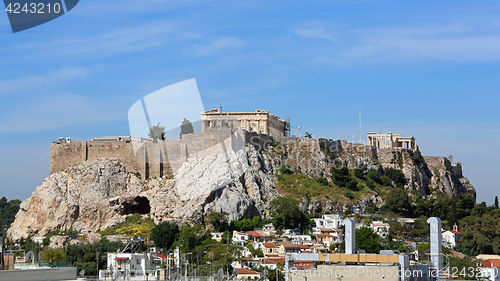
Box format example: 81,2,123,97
0,0,499,204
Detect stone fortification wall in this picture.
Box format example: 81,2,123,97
423,156,463,177
50,128,242,179
50,140,142,177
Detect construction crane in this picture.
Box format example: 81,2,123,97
292,126,301,137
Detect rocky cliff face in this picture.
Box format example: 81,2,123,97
7,136,476,241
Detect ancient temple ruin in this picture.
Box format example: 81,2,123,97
200,109,288,137
367,132,415,150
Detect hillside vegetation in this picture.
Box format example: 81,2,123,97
0,197,21,237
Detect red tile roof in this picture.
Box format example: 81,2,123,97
261,257,286,264
263,243,276,248
449,230,462,235
246,231,269,237
115,257,129,261
153,253,169,259
234,268,259,275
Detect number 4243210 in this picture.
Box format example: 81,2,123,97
6,3,62,14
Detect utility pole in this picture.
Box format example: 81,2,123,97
226,232,230,278
96,252,99,277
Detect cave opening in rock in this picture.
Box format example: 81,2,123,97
121,196,151,215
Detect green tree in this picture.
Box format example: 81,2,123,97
366,168,381,184
173,225,211,253
356,227,383,253
269,197,308,231
448,197,457,229
180,118,194,139
266,263,285,281
330,165,350,187
383,168,406,187
386,188,411,214
316,177,329,186
150,221,179,251
41,247,66,267
354,166,366,179
495,196,499,209
0,197,21,237
65,238,125,276
208,211,229,232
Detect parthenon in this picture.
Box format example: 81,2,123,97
200,109,288,137
367,132,415,150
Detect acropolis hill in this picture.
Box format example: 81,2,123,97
7,109,475,240
50,109,289,179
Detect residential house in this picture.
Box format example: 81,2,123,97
262,223,276,236
241,257,260,269
246,231,270,243
315,234,336,246
260,257,286,270
278,244,300,256
105,252,159,277
234,268,261,280
313,228,343,246
479,259,500,281
261,242,279,257
284,234,313,245
298,244,313,253
232,231,250,246
312,214,343,231
371,221,390,238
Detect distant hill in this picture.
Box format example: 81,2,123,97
0,197,21,237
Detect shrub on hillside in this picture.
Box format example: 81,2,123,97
316,177,328,186
384,167,406,187
279,164,293,174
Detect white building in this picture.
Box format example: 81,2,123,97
312,213,343,231
232,231,250,245
442,224,462,249
104,252,160,278
371,221,390,238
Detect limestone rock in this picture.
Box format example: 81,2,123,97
49,235,68,248
85,232,101,244
8,159,144,241
7,136,476,241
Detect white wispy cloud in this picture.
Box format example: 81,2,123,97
0,67,89,97
195,37,244,56
1,21,187,59
341,24,500,62
292,21,500,64
291,20,341,42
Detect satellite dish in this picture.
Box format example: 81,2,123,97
79,270,85,277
